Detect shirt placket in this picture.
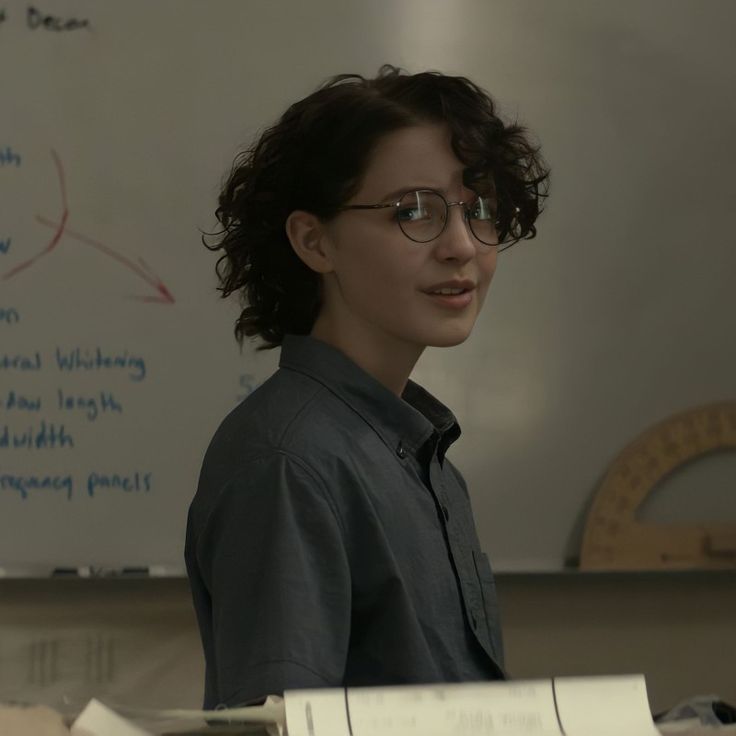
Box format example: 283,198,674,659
427,448,499,667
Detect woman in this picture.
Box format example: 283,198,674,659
185,64,549,708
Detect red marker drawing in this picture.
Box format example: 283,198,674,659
2,150,175,304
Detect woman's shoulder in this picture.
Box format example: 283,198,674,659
239,368,370,444
202,368,373,482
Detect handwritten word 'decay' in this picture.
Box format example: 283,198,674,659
26,6,90,32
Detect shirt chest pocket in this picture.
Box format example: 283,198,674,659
472,549,505,668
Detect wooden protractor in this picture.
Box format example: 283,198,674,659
580,400,736,570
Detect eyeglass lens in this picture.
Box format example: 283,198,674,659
396,190,499,245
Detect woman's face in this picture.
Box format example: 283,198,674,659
317,123,498,355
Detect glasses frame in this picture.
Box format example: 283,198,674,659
336,188,518,250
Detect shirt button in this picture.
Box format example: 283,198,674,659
396,442,406,459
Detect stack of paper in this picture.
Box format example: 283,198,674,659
67,674,684,735
284,675,660,736
70,697,283,735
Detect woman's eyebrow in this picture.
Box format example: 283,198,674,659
378,185,450,201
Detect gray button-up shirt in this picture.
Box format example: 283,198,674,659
185,334,505,708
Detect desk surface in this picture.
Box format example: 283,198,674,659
3,702,736,735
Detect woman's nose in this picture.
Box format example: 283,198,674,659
434,203,478,260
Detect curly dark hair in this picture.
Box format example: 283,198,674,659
205,64,550,350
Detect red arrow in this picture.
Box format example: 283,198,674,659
1,148,175,304
2,149,68,281
34,216,175,304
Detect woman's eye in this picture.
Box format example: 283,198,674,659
470,198,497,221
397,207,430,222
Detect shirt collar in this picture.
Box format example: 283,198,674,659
279,334,462,462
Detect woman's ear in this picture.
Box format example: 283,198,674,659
285,210,335,274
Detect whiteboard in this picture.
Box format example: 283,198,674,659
1,0,735,574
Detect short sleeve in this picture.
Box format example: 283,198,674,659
191,451,351,706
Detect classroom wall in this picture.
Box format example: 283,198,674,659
3,0,734,722
3,0,735,575
1,575,734,716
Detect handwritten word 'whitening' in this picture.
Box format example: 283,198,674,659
55,347,146,381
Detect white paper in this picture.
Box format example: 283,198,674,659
553,675,660,736
284,689,352,736
113,694,285,725
285,681,563,736
285,676,665,736
70,698,153,736
91,695,286,735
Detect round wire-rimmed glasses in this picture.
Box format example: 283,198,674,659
336,188,520,250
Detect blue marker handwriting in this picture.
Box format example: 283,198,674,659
57,389,122,421
0,473,74,501
0,471,153,500
55,347,146,381
0,421,74,450
0,237,11,254
87,471,152,497
0,146,21,167
0,352,41,371
0,307,20,325
0,390,41,412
